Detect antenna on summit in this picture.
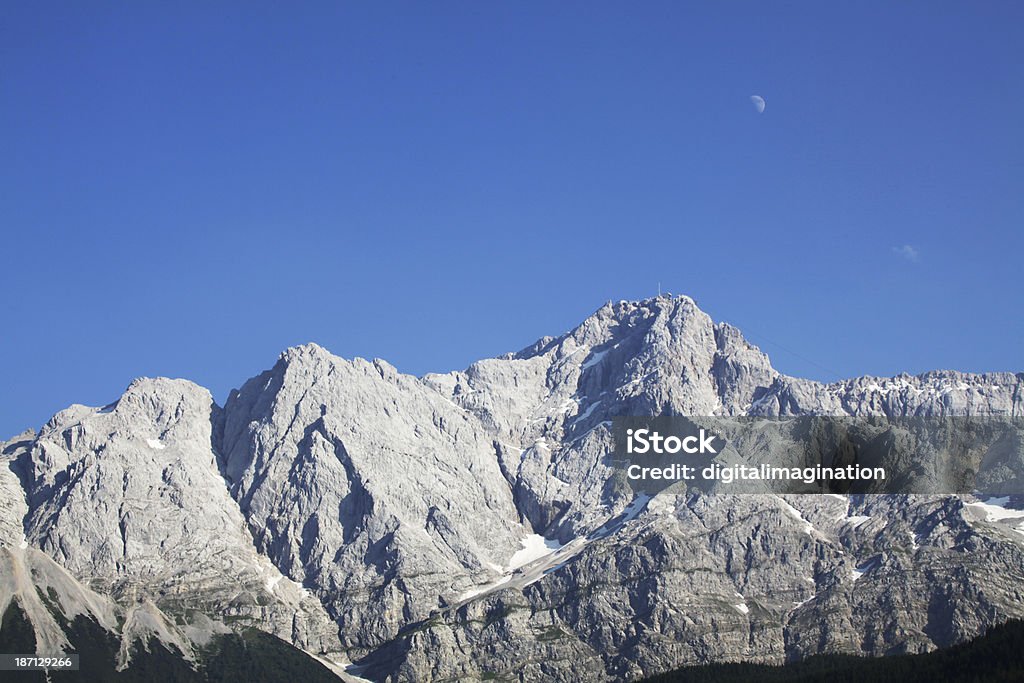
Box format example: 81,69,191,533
657,282,661,297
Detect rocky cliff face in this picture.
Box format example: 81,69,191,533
2,295,1022,681
2,379,341,669
219,344,525,653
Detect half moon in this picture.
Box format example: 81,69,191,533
750,95,766,113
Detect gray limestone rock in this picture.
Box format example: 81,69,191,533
5,378,341,663
2,295,1022,681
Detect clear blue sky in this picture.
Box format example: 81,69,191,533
2,2,1022,437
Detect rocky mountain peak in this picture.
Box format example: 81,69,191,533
279,342,337,367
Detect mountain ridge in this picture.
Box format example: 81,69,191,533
2,295,1023,681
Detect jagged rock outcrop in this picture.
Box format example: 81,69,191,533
219,344,525,652
750,370,1023,417
3,378,341,665
424,298,782,540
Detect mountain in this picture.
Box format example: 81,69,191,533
2,295,1022,681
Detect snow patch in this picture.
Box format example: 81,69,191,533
845,515,871,528
145,438,166,450
777,498,813,535
589,494,652,540
621,493,651,523
966,497,1024,522
455,496,650,606
581,349,609,370
733,602,749,615
569,400,601,426
965,497,1024,536
852,557,879,582
508,535,563,571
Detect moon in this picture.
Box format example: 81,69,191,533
750,95,766,114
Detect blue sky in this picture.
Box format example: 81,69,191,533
2,2,1021,437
